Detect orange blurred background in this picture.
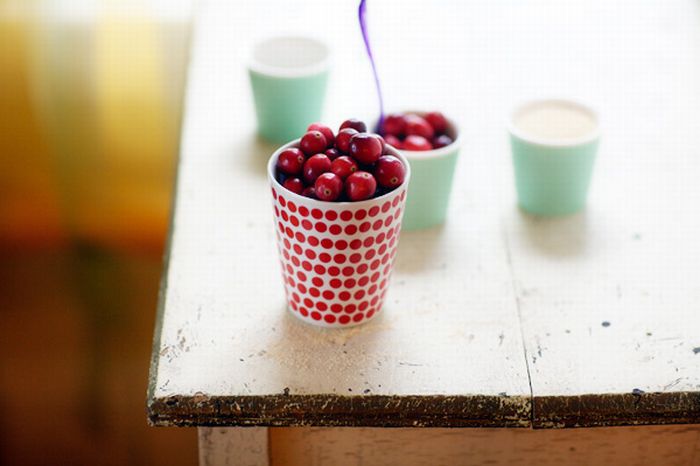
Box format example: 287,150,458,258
1,1,197,464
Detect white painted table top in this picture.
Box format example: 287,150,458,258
149,0,700,427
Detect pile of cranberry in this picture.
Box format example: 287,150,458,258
380,111,453,151
276,119,406,202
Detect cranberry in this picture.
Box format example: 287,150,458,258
339,118,367,133
331,155,358,179
345,171,377,201
300,130,328,155
283,177,304,194
381,114,406,136
325,147,341,160
302,153,331,184
384,134,403,150
376,134,386,152
307,123,335,148
349,133,383,165
301,186,316,198
276,147,305,175
335,128,358,154
433,134,454,149
403,134,433,151
425,112,448,134
404,114,435,139
374,155,405,189
314,173,343,201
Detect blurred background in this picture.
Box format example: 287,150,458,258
0,0,197,464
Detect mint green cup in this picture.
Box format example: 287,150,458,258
398,115,461,231
509,99,600,216
248,36,330,144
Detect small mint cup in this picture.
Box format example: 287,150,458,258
509,99,600,216
398,115,461,231
248,36,330,144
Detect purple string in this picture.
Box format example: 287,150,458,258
358,0,385,131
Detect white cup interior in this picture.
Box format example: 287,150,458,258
250,36,330,78
510,99,599,147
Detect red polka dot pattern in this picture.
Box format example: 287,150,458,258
270,180,407,327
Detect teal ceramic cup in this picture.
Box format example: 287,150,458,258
509,99,600,216
248,36,330,144
398,115,461,231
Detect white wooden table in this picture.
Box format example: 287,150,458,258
148,1,700,464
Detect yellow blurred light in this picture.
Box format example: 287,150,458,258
0,0,192,253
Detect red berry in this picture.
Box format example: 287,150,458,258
374,155,405,189
307,123,335,148
403,135,433,151
349,133,383,165
301,186,317,198
314,173,343,201
425,112,448,134
404,114,435,139
283,177,304,194
302,154,332,184
376,134,386,152
325,148,341,160
276,147,305,175
384,134,403,150
331,155,359,179
339,118,367,133
432,134,454,149
300,130,328,155
335,128,358,154
345,171,377,201
381,114,406,136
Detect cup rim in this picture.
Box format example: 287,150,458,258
508,98,600,148
378,111,462,160
268,140,411,207
248,35,331,79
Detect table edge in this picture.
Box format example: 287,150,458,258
533,391,700,428
147,393,532,428
146,119,186,413
146,390,700,428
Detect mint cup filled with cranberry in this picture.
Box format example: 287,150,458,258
379,111,461,231
268,120,411,328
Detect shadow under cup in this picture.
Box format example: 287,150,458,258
509,99,600,217
248,36,330,144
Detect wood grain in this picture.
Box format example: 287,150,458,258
269,425,700,466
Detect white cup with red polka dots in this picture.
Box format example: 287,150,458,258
268,141,411,328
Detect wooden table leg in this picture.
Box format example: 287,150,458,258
197,425,700,465
198,427,269,466
269,425,700,466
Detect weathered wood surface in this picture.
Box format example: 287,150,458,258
499,0,700,427
148,0,700,428
270,426,700,466
147,0,531,428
